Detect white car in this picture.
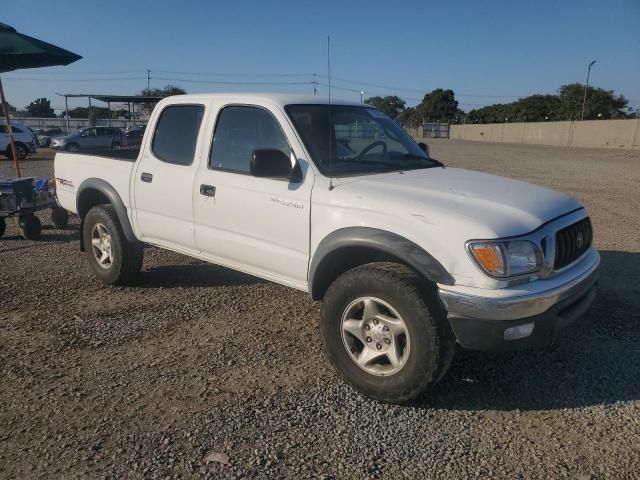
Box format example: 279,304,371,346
1,122,37,159
54,93,599,403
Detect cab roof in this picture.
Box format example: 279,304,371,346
157,92,364,108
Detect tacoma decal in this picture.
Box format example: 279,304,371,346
271,197,304,210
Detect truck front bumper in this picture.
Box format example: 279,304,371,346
438,250,600,351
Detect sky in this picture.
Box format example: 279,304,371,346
2,0,639,114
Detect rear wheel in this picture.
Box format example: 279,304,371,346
320,262,455,404
19,214,42,240
6,142,28,160
83,205,143,285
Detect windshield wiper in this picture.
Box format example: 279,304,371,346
400,153,444,168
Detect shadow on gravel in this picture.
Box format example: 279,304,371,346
139,262,265,289
416,250,640,412
0,229,79,252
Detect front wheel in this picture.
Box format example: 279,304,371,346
320,262,455,404
83,205,143,285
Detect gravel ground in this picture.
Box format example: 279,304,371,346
1,142,639,479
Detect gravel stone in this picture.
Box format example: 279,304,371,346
1,143,638,479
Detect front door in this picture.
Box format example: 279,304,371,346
133,102,206,251
194,104,314,289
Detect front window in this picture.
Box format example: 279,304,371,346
285,104,438,176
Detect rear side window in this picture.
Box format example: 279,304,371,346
152,105,204,166
0,125,23,133
210,106,289,173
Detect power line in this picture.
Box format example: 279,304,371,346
154,69,315,78
153,76,314,86
3,76,146,82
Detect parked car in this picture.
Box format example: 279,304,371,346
1,122,37,159
36,126,65,148
51,126,126,151
124,126,146,148
54,93,599,403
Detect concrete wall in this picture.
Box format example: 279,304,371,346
448,119,640,150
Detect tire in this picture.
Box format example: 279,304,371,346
66,143,79,152
50,206,70,229
19,214,42,240
0,217,6,239
83,205,143,285
111,142,121,149
320,262,455,404
6,142,28,160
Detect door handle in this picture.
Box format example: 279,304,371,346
200,184,216,197
141,172,153,183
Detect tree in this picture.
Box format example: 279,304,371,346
558,83,628,120
26,97,55,118
466,84,629,123
414,89,459,123
138,85,187,114
364,95,406,119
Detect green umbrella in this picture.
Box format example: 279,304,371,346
0,22,82,176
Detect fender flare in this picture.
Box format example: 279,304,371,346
76,178,136,243
308,227,455,300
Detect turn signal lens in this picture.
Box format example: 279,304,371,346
469,243,505,276
468,240,543,278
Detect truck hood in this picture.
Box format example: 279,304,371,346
331,167,581,238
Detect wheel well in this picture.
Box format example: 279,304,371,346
310,246,421,301
77,189,110,220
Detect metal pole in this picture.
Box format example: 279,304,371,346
147,69,151,91
107,101,111,126
360,91,364,103
88,97,92,126
64,95,70,134
0,77,21,176
580,60,596,121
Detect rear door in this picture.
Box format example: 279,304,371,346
132,102,207,250
193,103,314,289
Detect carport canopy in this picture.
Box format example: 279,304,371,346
56,93,166,130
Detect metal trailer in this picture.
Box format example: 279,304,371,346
0,177,69,240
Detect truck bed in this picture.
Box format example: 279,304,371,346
58,148,140,162
54,150,138,215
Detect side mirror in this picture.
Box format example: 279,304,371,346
251,149,301,181
418,142,430,156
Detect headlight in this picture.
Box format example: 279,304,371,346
468,240,543,278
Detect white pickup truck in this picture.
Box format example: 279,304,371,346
55,93,599,403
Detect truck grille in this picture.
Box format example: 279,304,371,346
554,217,592,270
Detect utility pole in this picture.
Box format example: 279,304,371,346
312,73,317,96
580,60,596,121
147,69,151,91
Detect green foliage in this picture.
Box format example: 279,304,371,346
138,85,187,114
467,84,629,123
364,95,406,119
26,97,55,118
414,89,459,123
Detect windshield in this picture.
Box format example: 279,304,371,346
285,104,437,176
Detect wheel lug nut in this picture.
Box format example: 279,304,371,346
382,325,389,332
373,319,379,325
365,336,372,343
384,338,391,344
376,343,382,350
364,324,370,330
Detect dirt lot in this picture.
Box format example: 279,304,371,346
1,141,639,479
